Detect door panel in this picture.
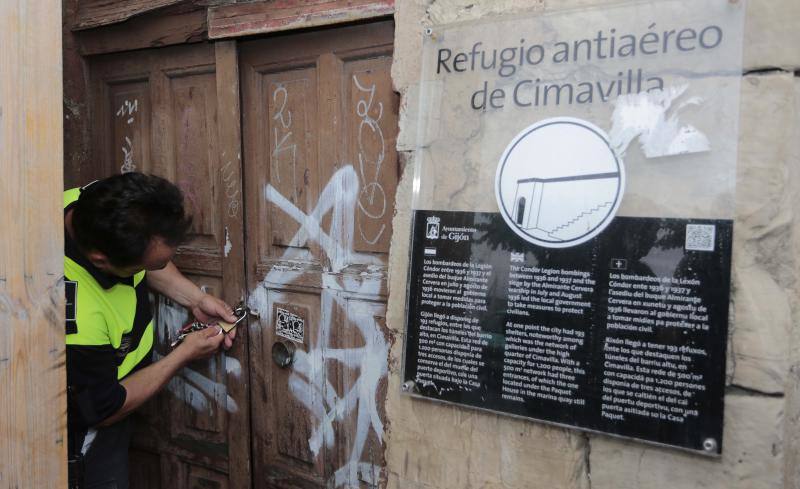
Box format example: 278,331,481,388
88,43,248,489
187,463,230,489
263,69,319,252
109,81,150,174
170,71,221,251
252,290,325,478
344,57,398,255
242,21,396,489
129,449,162,489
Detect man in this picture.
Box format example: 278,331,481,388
64,173,237,489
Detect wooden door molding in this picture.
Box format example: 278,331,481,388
72,0,187,30
214,40,252,489
76,8,208,56
209,0,395,40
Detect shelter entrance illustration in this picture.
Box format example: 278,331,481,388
495,118,625,248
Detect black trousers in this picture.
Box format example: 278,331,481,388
81,418,131,489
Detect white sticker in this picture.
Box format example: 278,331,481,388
275,307,304,343
495,117,625,248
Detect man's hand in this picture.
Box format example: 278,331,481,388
147,263,239,350
192,293,236,323
191,293,238,350
104,324,225,426
176,325,226,362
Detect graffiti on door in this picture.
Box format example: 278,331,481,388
249,165,389,487
116,99,138,173
157,300,241,414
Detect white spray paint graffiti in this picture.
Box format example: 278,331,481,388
224,226,233,257
353,74,388,246
271,83,298,195
220,154,242,218
609,84,709,158
116,99,138,173
116,99,138,124
248,165,389,488
120,136,135,174
156,299,240,414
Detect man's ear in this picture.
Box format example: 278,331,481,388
86,250,112,271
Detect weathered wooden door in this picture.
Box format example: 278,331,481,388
87,42,250,489
241,21,398,488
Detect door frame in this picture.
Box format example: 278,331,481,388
64,3,397,488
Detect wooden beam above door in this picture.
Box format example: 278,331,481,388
72,0,188,30
208,0,394,40
76,8,208,56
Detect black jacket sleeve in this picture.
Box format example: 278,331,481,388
66,345,127,428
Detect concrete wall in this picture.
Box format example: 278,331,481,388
385,1,800,488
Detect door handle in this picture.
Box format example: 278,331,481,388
271,340,296,368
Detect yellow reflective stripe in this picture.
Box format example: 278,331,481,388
133,270,146,287
65,257,110,346
65,257,139,348
64,188,81,208
117,321,154,379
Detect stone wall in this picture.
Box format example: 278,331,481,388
384,1,800,488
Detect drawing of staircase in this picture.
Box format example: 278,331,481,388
545,201,613,239
512,171,620,243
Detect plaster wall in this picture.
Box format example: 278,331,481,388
385,1,800,488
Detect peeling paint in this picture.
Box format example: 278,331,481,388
609,84,709,159
224,227,232,257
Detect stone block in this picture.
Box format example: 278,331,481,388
737,73,796,278
386,162,414,333
427,0,543,25
391,0,427,93
385,388,588,488
782,77,800,489
743,0,800,70
728,73,796,393
730,264,791,393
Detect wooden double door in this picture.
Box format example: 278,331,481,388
86,21,397,489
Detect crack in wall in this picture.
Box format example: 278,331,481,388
727,384,785,398
583,432,592,489
743,67,795,76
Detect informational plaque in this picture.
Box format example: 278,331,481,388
403,0,745,455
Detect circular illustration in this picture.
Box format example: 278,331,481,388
495,117,625,248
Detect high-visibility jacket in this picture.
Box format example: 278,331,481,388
64,187,154,441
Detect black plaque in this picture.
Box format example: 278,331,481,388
403,210,732,454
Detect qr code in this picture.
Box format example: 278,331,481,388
685,224,716,251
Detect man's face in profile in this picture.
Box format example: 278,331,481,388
103,237,175,278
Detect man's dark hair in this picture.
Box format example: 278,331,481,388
72,172,192,267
